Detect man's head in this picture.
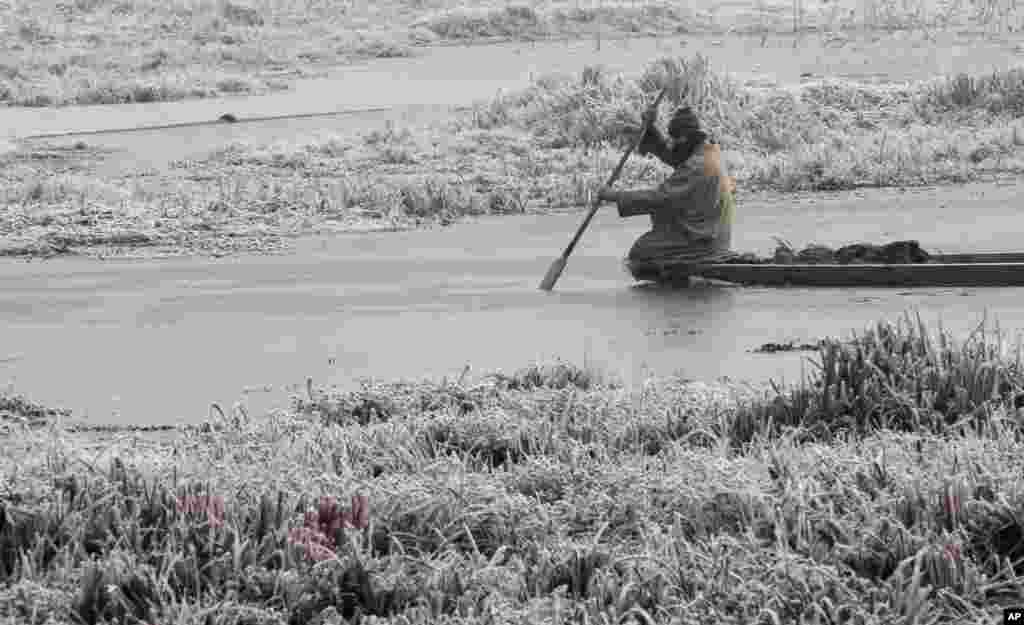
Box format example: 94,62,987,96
667,105,701,141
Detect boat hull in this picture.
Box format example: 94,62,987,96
628,254,1024,287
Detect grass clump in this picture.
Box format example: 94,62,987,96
915,68,1024,118
491,360,617,391
729,311,1024,446
4,313,1024,622
0,394,71,428
412,2,698,41
413,5,550,41
467,54,1024,192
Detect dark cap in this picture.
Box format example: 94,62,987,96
667,106,701,140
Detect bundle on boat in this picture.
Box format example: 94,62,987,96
627,239,935,283
721,239,934,265
630,240,1024,287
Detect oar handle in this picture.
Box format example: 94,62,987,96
558,87,668,259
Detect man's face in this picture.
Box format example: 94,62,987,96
668,128,691,149
668,108,700,142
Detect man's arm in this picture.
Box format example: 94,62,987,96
637,125,681,168
610,189,671,218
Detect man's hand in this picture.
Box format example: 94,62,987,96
641,106,657,129
597,187,619,203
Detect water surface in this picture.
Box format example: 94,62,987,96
2,179,1022,425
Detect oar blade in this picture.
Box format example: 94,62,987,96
539,256,567,291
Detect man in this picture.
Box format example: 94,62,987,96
597,104,737,282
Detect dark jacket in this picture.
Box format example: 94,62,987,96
615,128,731,265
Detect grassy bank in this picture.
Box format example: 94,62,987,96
0,0,703,107
2,313,1024,623
3,55,1023,258
464,55,1024,191
214,55,1024,200
2,0,1020,107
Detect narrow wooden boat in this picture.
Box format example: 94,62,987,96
616,197,1024,287
628,253,1024,287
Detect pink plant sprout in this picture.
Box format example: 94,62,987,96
944,542,962,563
176,495,224,528
944,493,960,518
288,526,336,562
288,495,369,562
941,487,963,532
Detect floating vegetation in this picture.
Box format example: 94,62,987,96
751,339,824,353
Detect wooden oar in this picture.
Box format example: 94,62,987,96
539,86,668,291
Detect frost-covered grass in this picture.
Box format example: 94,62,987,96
3,0,1021,106
3,315,1024,623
